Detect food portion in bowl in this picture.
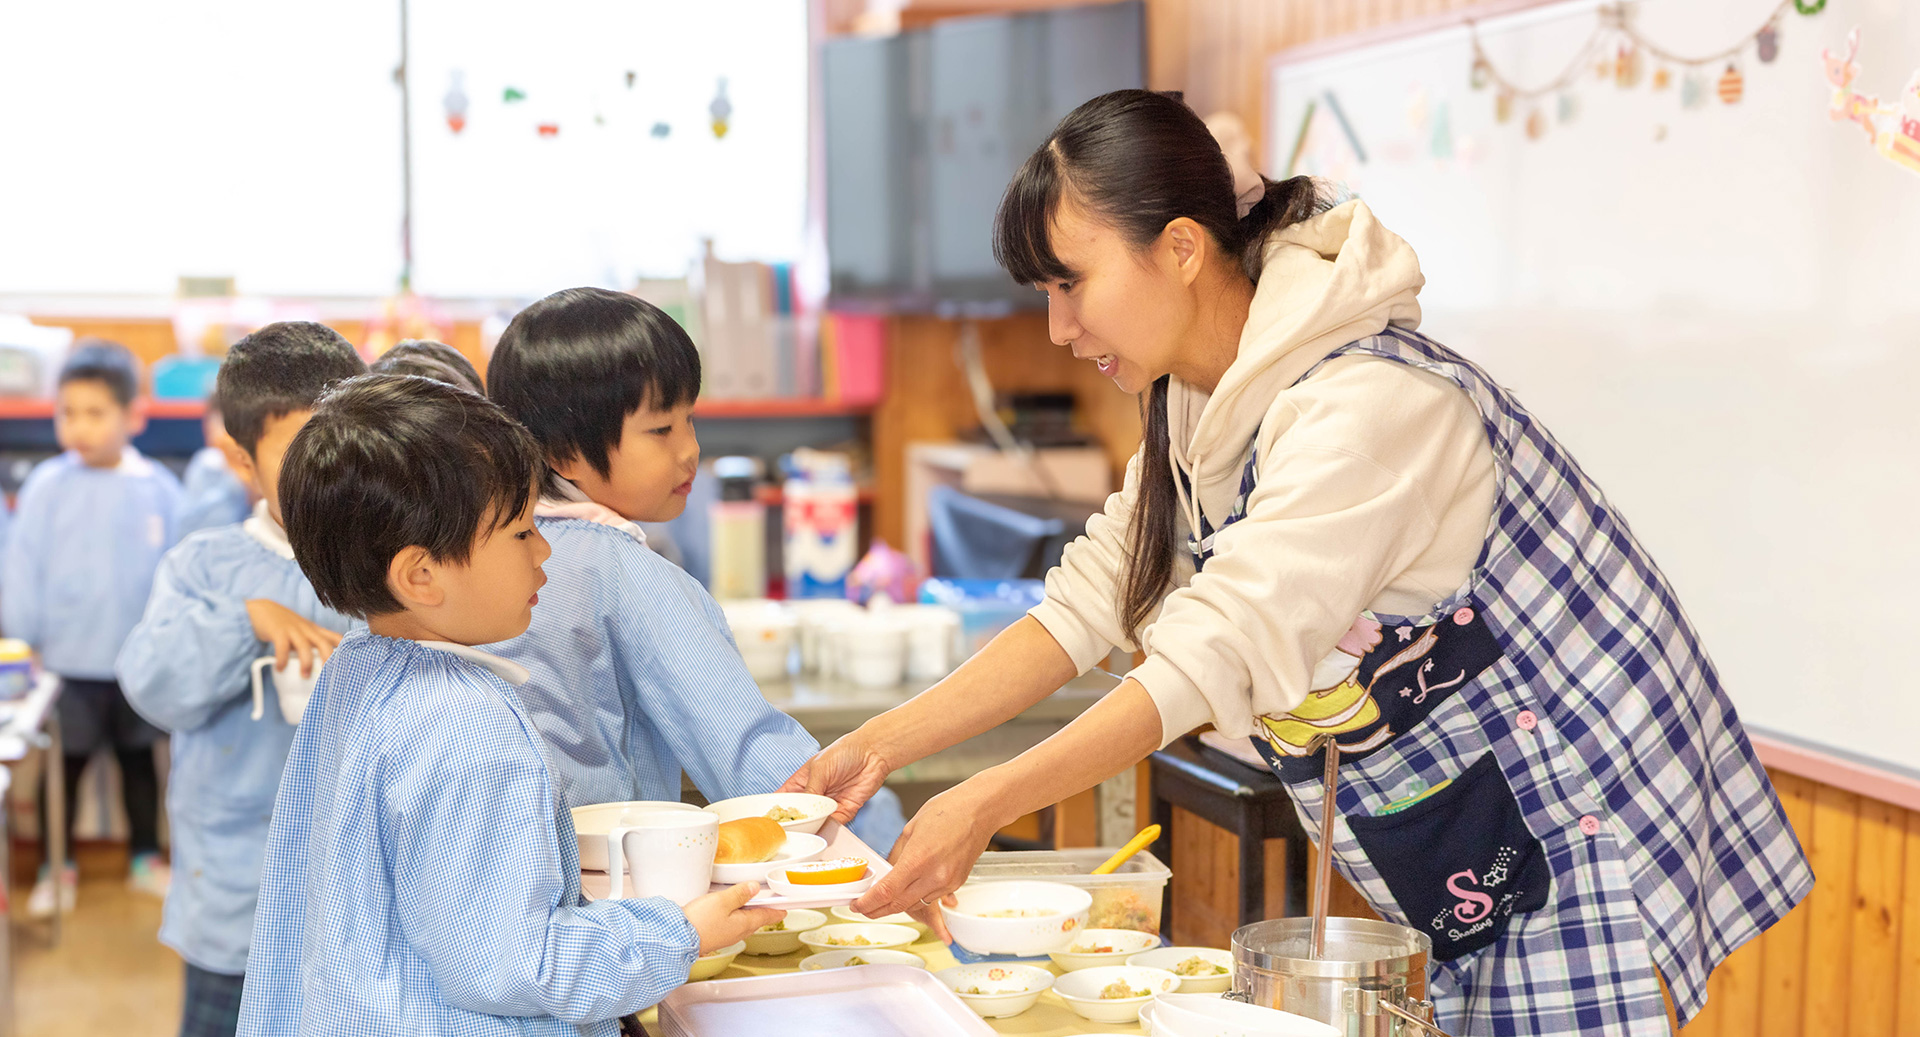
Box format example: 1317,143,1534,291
1173,955,1229,976
766,805,809,822
1124,946,1234,993
1048,928,1160,971
798,948,927,971
1052,965,1182,1024
703,793,838,835
741,907,825,956
942,880,1093,957
796,922,920,955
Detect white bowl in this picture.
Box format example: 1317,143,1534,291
1126,946,1234,993
943,880,1092,957
1049,928,1161,971
703,792,838,835
798,948,927,971
742,908,826,956
1052,965,1181,1024
687,940,746,981
932,964,1054,1019
712,831,829,885
724,601,799,682
798,922,921,954
1149,991,1342,1037
570,800,699,871
829,904,931,939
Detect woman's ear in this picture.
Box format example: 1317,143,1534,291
386,545,445,611
1159,217,1210,286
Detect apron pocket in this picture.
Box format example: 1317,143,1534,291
1345,752,1550,961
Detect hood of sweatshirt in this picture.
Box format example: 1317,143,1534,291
1166,199,1426,527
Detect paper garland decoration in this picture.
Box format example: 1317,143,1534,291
1429,102,1454,160
1558,92,1580,124
1681,71,1708,109
1615,44,1643,89
1718,64,1745,104
650,122,671,139
1525,108,1547,139
1495,89,1514,124
1758,22,1780,63
503,86,526,103
537,122,558,137
444,70,469,134
1653,66,1673,90
710,77,732,139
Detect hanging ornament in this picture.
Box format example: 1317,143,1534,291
1494,88,1514,124
625,70,637,89
1615,43,1643,88
1429,101,1454,161
1679,71,1706,109
1653,124,1668,142
443,70,469,134
536,122,559,137
1718,62,1745,104
1652,66,1673,91
1757,22,1780,63
594,112,606,127
1793,0,1825,14
503,86,527,104
1557,91,1580,124
1470,56,1492,90
1595,55,1614,80
650,121,671,139
710,77,729,140
1525,107,1547,140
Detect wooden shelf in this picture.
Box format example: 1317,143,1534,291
753,485,875,507
693,398,874,419
0,398,207,420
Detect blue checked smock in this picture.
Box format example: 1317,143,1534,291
2,448,181,679
238,634,698,1037
486,515,820,809
118,505,358,974
1206,330,1811,1035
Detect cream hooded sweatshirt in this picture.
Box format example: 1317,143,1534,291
1029,200,1498,747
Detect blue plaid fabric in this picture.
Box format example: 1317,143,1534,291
1234,330,1812,1035
237,634,699,1037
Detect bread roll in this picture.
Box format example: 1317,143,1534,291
715,817,786,864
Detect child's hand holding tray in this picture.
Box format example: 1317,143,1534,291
579,819,891,910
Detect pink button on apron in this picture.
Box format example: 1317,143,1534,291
1517,710,1538,731
1579,815,1601,836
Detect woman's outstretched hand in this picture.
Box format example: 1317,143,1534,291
779,732,892,824
852,784,994,941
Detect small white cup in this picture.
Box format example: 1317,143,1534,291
606,809,719,905
904,606,962,680
251,656,323,725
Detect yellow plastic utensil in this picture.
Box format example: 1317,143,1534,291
1091,824,1162,876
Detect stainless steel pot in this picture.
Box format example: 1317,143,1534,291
1230,916,1452,1037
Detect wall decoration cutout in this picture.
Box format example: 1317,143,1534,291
1822,28,1920,176
444,70,468,134
710,77,732,139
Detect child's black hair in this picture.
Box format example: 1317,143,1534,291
59,340,141,408
280,374,544,618
369,339,483,395
216,322,368,456
487,287,700,491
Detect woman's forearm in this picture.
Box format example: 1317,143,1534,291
961,677,1164,831
861,615,1082,770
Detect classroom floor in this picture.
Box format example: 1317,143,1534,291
11,870,181,1037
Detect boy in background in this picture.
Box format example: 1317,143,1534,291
240,375,778,1036
176,401,253,537
369,338,482,394
485,289,854,818
120,323,364,1037
7,341,181,917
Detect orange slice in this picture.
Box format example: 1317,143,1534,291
784,857,869,885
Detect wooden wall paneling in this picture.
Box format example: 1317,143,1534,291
1849,798,1907,1037
1897,808,1920,1036
1800,783,1860,1036
1759,772,1815,1037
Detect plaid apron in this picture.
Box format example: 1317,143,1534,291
1193,328,1812,1036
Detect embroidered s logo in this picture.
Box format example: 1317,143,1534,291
1446,869,1493,924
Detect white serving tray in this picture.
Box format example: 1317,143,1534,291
657,964,996,1037
581,820,892,911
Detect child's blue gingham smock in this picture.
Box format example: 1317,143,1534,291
1223,329,1812,1036
238,634,698,1037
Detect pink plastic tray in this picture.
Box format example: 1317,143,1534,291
581,820,893,911
656,964,996,1037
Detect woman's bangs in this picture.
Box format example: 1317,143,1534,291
991,151,1073,287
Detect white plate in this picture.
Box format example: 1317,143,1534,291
703,792,839,835
711,831,829,885
830,904,931,938
798,922,921,954
799,948,927,970
765,868,876,903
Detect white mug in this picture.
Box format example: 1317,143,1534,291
251,656,323,725
606,809,718,905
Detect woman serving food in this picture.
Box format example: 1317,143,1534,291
784,89,1811,1036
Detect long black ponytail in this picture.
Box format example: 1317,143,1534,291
992,90,1327,638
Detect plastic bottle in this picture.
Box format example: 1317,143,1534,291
709,456,767,601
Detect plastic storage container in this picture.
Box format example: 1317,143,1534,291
967,848,1170,935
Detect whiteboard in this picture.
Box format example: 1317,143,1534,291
1270,0,1920,773
0,0,807,298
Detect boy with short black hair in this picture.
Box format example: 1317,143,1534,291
238,375,777,1037
7,340,181,918
369,338,483,394
485,288,829,812
119,322,364,1037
